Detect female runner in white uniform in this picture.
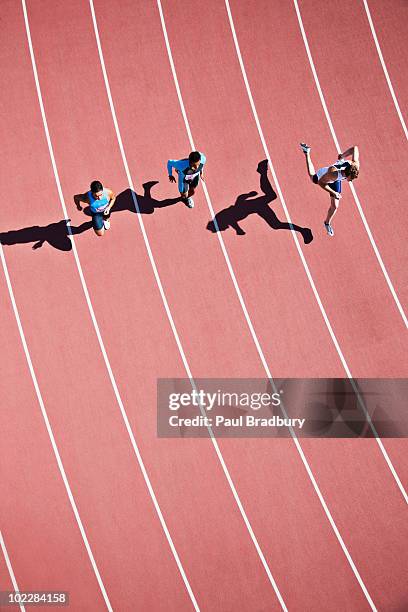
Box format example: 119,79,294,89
300,144,360,236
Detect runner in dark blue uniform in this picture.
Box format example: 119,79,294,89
167,151,206,208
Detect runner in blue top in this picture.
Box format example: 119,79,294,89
300,144,360,236
167,151,206,208
74,180,116,237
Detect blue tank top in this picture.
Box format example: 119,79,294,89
88,189,110,213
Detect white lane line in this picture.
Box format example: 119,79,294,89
159,0,379,608
363,0,408,141
157,0,375,610
0,244,112,611
21,1,198,610
89,1,287,609
222,0,407,504
0,531,26,612
293,0,407,328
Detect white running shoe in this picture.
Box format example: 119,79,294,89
103,218,111,230
300,142,311,154
185,197,194,208
324,222,334,237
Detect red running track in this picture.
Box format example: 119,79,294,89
0,1,407,610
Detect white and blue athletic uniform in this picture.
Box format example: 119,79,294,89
313,159,351,193
167,153,207,193
88,189,110,230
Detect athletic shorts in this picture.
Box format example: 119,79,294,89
91,209,110,230
312,174,342,194
183,175,200,192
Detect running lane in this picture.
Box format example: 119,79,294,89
0,267,106,609
0,554,15,603
1,2,198,609
90,0,403,609
362,0,408,118
22,0,290,609
27,0,374,609
155,1,408,609
225,0,408,478
0,533,20,611
226,0,407,374
225,2,408,482
295,0,408,309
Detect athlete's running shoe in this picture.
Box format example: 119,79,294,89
185,197,194,208
324,222,334,237
103,218,111,230
300,142,311,154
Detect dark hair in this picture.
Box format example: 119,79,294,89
344,165,359,180
90,180,103,193
188,151,201,165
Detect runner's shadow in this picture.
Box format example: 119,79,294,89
207,160,313,244
0,219,92,251
81,181,181,217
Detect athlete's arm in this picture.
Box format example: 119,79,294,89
321,184,341,199
339,145,359,161
105,189,116,213
351,146,360,170
167,159,179,182
318,168,341,198
199,152,206,181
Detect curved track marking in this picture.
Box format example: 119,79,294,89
0,531,25,612
157,1,380,609
292,0,407,328
0,243,112,611
362,0,408,141
88,1,287,609
21,2,199,609
222,0,407,505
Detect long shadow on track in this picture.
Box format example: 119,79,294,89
207,160,313,244
0,182,180,252
0,219,92,251
112,180,182,214
0,166,312,251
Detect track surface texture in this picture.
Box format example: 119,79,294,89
1,1,407,610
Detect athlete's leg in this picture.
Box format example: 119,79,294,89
325,196,339,225
300,143,316,179
187,176,199,198
103,209,111,231
180,189,194,208
180,179,189,201
304,150,316,179
325,179,341,225
92,213,105,237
